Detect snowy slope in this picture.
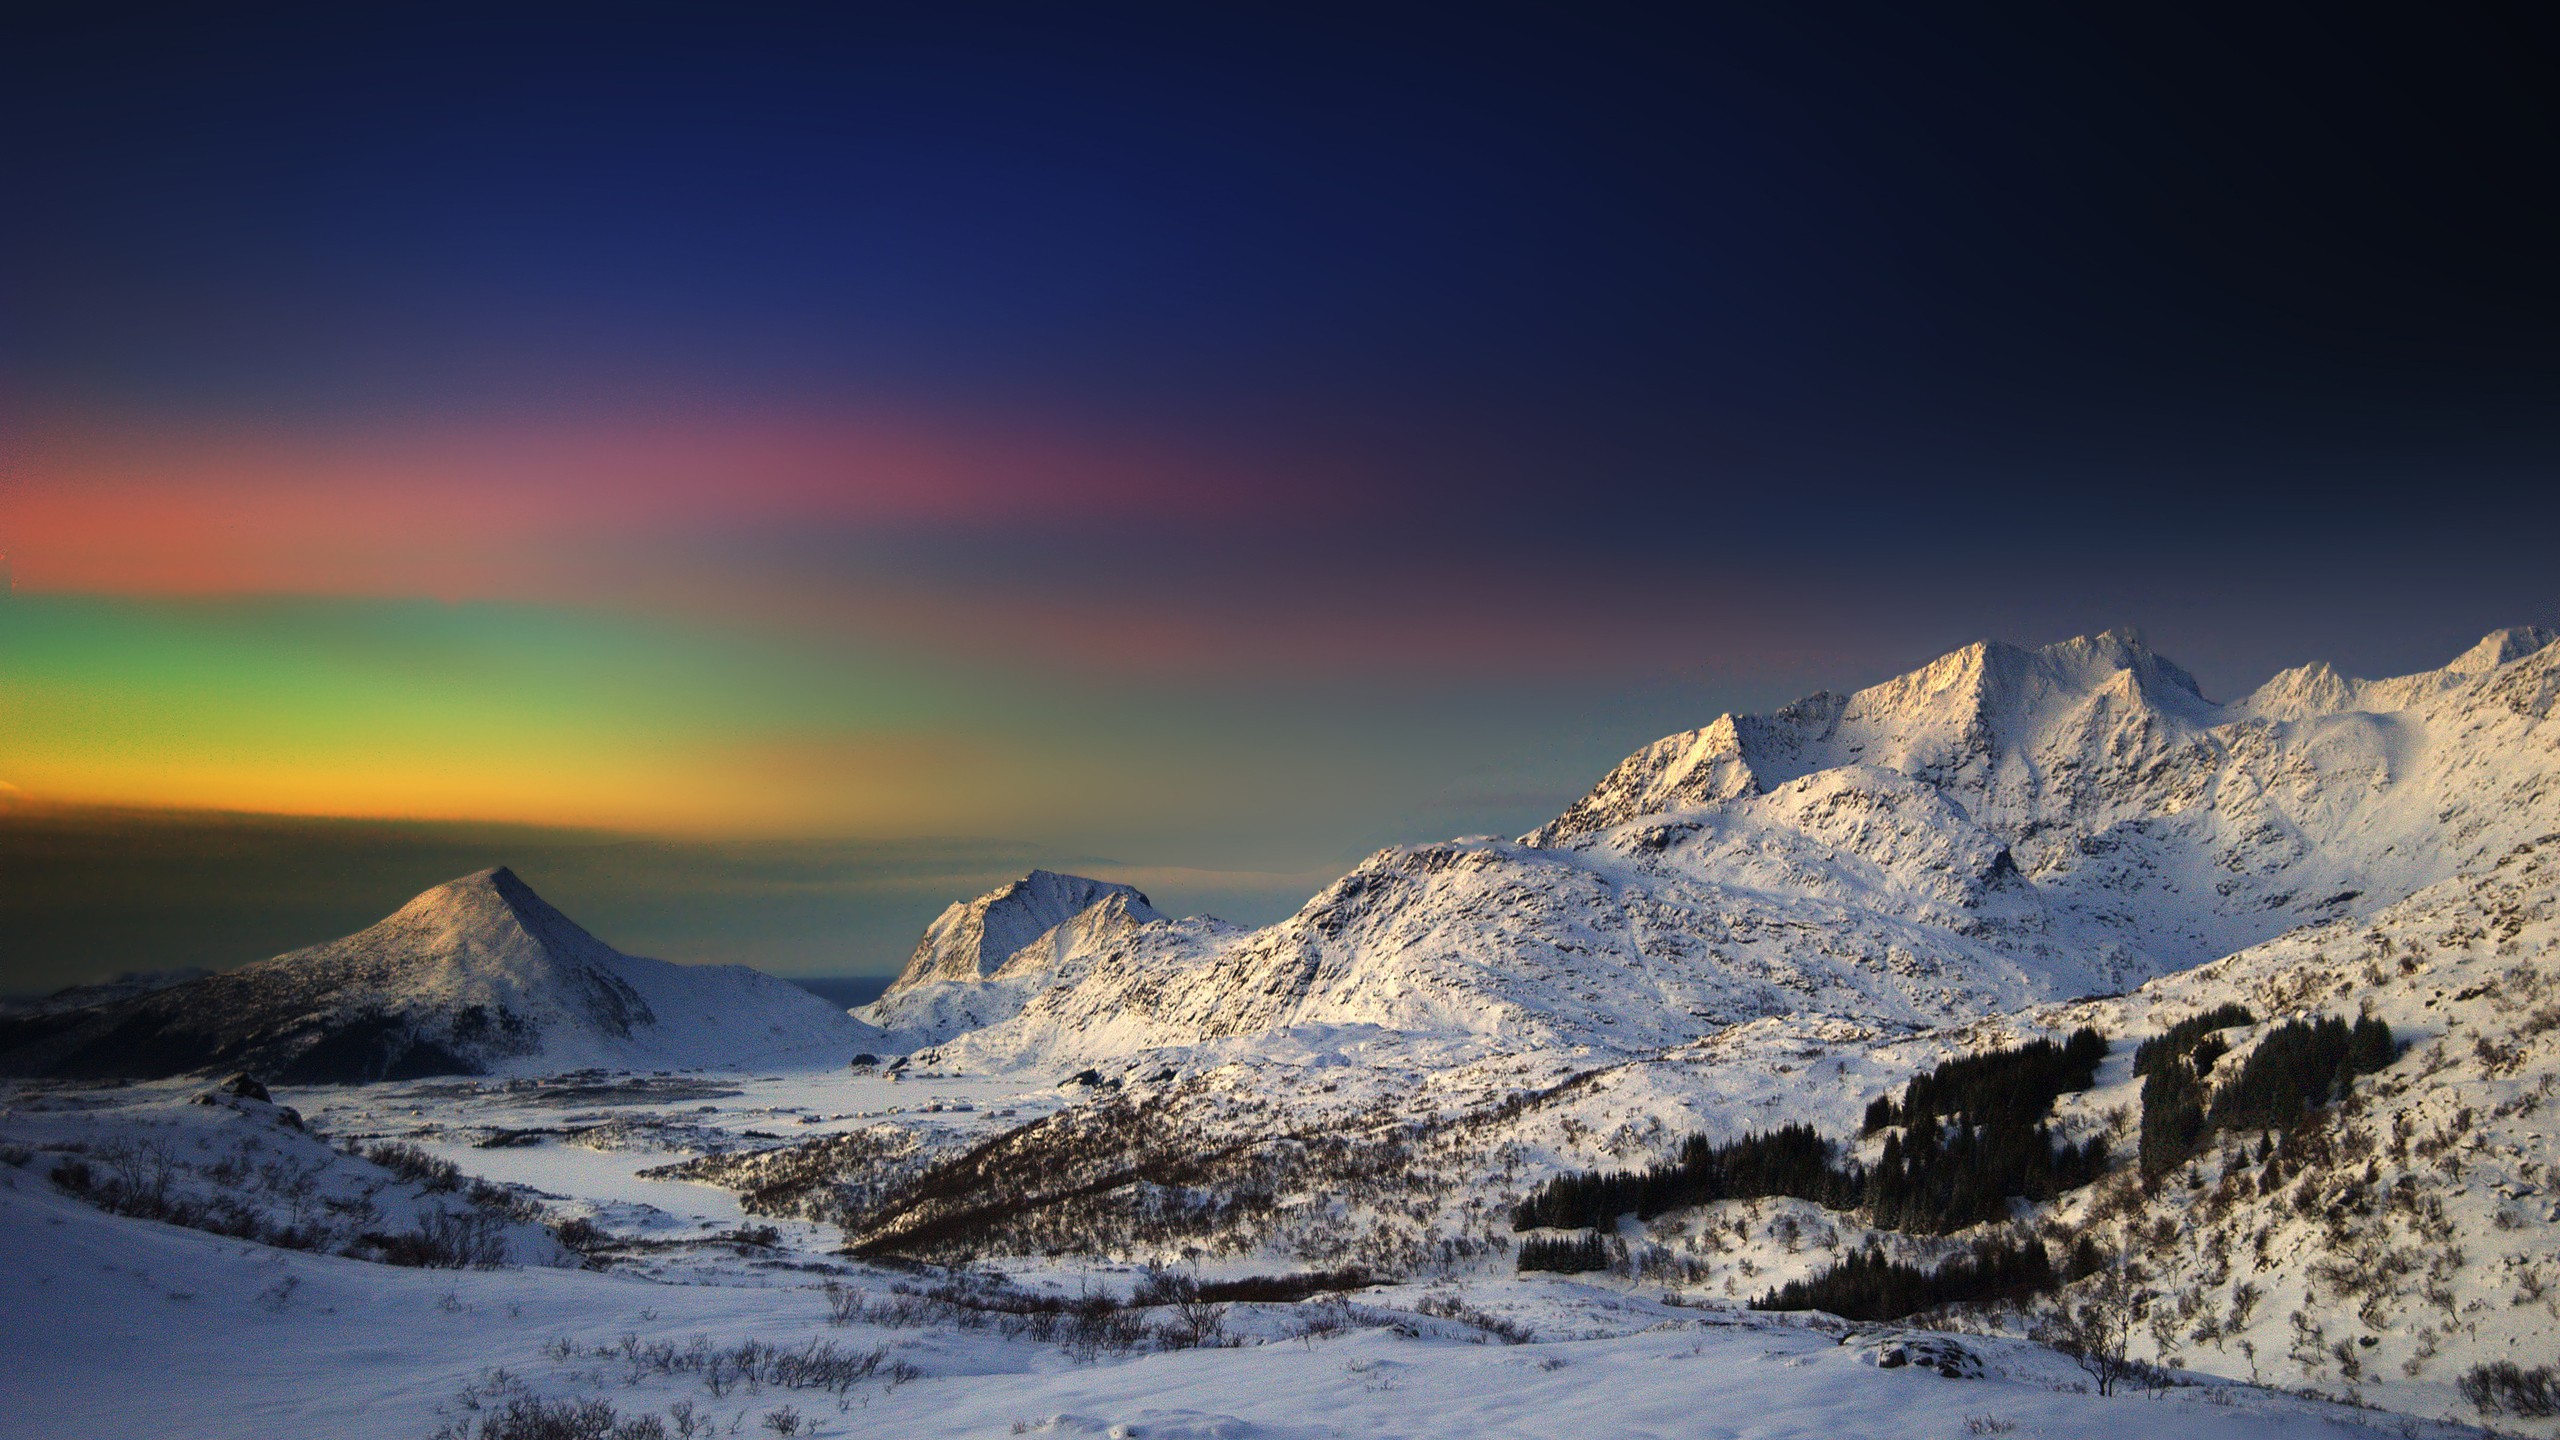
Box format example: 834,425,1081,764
796,832,2560,1421
0,1149,2434,1440
0,868,874,1081
891,626,2560,1069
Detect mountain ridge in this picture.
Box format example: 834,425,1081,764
870,625,2560,1068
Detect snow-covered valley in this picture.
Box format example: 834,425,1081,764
10,627,2560,1438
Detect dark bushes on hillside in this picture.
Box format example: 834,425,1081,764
2132,1004,2258,1177
366,1140,462,1191
1518,1035,2111,1237
1752,1236,2058,1321
1511,1123,1851,1231
2460,1362,2560,1418
1517,1232,1613,1273
1864,1029,2106,1134
2131,1004,2255,1081
1867,1115,2107,1233
1190,1269,1378,1303
2137,1009,2396,1175
2208,1014,2397,1132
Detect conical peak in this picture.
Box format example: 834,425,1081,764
398,865,540,924
374,865,617,965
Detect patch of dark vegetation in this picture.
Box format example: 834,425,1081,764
647,1128,928,1226
2460,1361,2560,1418
1513,1124,1848,1230
2209,1014,2397,1131
1516,1232,1613,1273
592,1333,913,1396
1411,1291,1533,1342
1864,1029,2107,1135
1187,1267,1379,1303
1867,1114,2107,1234
431,1395,668,1440
835,1087,1514,1275
2131,1004,2258,1081
839,1267,1400,1357
432,1338,921,1440
1516,1034,2110,1236
46,1131,547,1268
822,1273,1209,1359
2132,1004,2255,1178
351,1210,510,1268
1752,1236,2076,1321
2137,1009,2396,1176
0,976,504,1083
368,1140,464,1190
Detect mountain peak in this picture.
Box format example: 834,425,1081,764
383,865,612,968
0,863,866,1082
891,870,1162,992
2447,625,2558,674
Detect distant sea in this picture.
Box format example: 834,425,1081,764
790,975,895,1009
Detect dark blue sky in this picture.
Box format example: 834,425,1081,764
5,2,2557,986
17,3,2556,504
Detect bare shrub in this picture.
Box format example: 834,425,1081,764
1413,1292,1532,1343
430,1395,668,1440
2032,1251,2161,1397
2460,1362,2560,1417
358,1209,508,1268
368,1141,463,1192
1132,1265,1231,1348
823,1280,860,1325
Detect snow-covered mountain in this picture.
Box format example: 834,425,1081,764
865,869,1238,1046
880,627,2560,1068
0,867,873,1082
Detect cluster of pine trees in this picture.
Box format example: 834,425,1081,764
1515,1232,1613,1273
1512,1034,2110,1238
1509,1122,1849,1231
2133,1003,2254,1177
1863,1028,2107,1134
2137,1006,2398,1175
1751,1235,2073,1321
1867,1112,2108,1232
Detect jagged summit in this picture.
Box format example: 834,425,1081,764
890,870,1162,991
2231,623,2560,722
889,624,2560,1069
1534,628,2216,845
2447,623,2558,673
867,870,1225,1046
0,868,869,1082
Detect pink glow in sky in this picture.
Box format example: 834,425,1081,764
2,402,1323,599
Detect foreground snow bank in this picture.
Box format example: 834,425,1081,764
0,1156,2479,1440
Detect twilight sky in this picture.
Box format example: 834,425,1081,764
4,4,2556,988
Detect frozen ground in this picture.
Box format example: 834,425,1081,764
0,1061,2525,1440
0,1134,2474,1440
